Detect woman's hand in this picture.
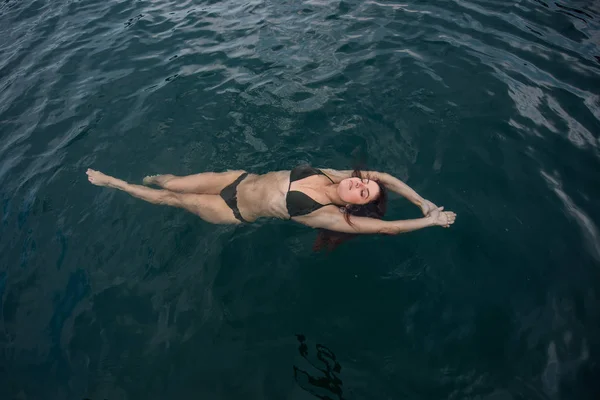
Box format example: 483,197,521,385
427,206,457,228
420,199,438,217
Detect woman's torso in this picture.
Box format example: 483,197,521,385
235,167,336,222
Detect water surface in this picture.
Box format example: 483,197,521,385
1,0,599,399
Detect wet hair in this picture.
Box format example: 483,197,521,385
313,169,388,252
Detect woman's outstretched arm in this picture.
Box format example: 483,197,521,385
320,168,435,214
294,206,456,235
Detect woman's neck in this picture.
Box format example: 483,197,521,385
324,184,343,205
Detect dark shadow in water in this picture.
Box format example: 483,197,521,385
293,334,345,400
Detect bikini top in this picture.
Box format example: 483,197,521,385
286,165,334,218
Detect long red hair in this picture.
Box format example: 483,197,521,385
313,169,388,252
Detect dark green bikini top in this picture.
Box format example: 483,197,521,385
286,165,334,218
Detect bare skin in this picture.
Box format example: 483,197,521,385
86,168,457,234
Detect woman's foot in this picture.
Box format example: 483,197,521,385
142,174,160,186
86,169,115,187
143,174,174,187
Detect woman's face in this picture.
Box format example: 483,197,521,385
337,177,381,205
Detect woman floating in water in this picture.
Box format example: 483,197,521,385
86,166,456,237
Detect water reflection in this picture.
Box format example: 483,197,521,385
293,334,344,400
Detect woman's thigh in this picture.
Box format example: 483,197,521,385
167,192,243,224
159,170,246,194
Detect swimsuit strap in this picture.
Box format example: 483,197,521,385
289,165,333,187
318,169,334,184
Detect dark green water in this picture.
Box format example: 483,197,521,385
1,0,600,399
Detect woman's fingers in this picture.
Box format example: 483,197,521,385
434,210,457,227
440,211,456,227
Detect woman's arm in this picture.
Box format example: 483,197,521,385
293,206,456,235
369,172,425,208
320,168,432,212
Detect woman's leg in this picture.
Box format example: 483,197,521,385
142,170,246,194
87,169,241,224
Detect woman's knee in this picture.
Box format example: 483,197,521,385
158,191,181,206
